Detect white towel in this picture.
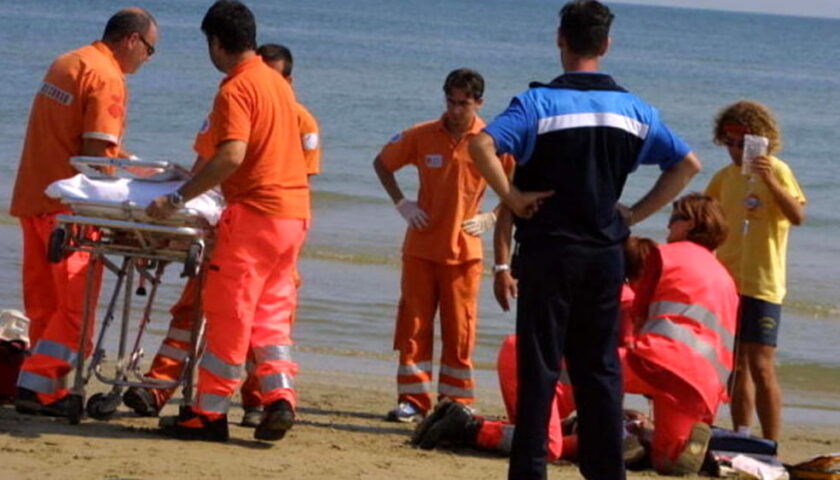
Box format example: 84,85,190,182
45,174,224,226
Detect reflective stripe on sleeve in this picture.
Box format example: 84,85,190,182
199,351,243,381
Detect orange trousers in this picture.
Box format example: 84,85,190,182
17,214,103,404
193,204,306,417
143,269,303,410
477,335,574,461
393,255,481,413
623,351,715,472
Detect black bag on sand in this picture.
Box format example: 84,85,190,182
0,339,28,403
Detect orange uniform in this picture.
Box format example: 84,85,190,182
191,56,309,417
379,115,513,412
296,102,320,175
142,100,317,412
623,241,738,472
14,41,125,404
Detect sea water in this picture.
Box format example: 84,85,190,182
0,0,838,415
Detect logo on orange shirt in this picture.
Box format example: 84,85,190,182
108,103,124,119
200,117,210,134
425,154,443,168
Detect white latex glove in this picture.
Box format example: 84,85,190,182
396,199,429,229
461,211,497,236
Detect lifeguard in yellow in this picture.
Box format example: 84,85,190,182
373,68,513,422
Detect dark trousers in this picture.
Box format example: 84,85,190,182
508,241,625,480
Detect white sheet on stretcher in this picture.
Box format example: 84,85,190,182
45,174,224,226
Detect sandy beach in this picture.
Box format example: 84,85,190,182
1,356,838,480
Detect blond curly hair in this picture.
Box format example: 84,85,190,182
713,100,782,154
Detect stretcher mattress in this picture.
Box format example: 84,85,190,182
46,174,224,226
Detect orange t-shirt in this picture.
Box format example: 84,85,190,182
194,56,309,219
378,115,514,264
10,41,126,217
296,102,321,176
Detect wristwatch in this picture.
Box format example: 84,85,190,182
167,191,185,209
493,264,510,274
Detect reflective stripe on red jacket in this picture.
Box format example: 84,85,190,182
631,241,739,415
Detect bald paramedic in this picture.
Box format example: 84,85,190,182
12,7,158,417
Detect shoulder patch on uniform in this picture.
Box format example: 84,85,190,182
38,82,73,106
389,132,402,143
199,117,210,134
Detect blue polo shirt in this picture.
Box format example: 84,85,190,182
485,72,691,246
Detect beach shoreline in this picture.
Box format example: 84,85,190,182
1,352,838,480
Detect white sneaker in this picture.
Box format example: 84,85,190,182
386,401,424,423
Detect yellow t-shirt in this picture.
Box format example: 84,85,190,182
705,156,806,304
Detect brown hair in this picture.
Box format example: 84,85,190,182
713,100,782,154
671,193,728,250
624,236,658,282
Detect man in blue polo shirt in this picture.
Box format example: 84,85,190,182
470,1,701,479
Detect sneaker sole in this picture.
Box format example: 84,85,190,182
673,423,712,475
15,398,43,415
254,409,294,441
122,389,159,417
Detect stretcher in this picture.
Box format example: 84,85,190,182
46,156,222,424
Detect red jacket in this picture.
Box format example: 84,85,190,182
631,241,739,415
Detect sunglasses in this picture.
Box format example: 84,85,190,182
137,33,155,56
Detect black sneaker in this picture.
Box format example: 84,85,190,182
14,387,72,417
240,406,262,428
254,399,294,441
14,387,43,415
417,401,481,450
122,387,161,417
159,406,229,442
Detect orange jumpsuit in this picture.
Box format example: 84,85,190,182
622,241,738,472
378,115,513,413
12,41,125,405
141,101,319,411
190,57,309,418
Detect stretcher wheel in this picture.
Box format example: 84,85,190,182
47,227,68,263
86,392,119,421
67,393,84,425
182,241,203,278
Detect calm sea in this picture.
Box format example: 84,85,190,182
0,1,838,414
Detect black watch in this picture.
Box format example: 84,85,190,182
167,192,185,208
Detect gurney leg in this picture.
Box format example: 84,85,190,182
69,254,101,424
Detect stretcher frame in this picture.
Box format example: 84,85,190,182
49,157,214,424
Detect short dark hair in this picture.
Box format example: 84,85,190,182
257,43,293,77
443,68,484,100
559,0,614,56
671,193,728,251
201,0,256,54
102,8,157,42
